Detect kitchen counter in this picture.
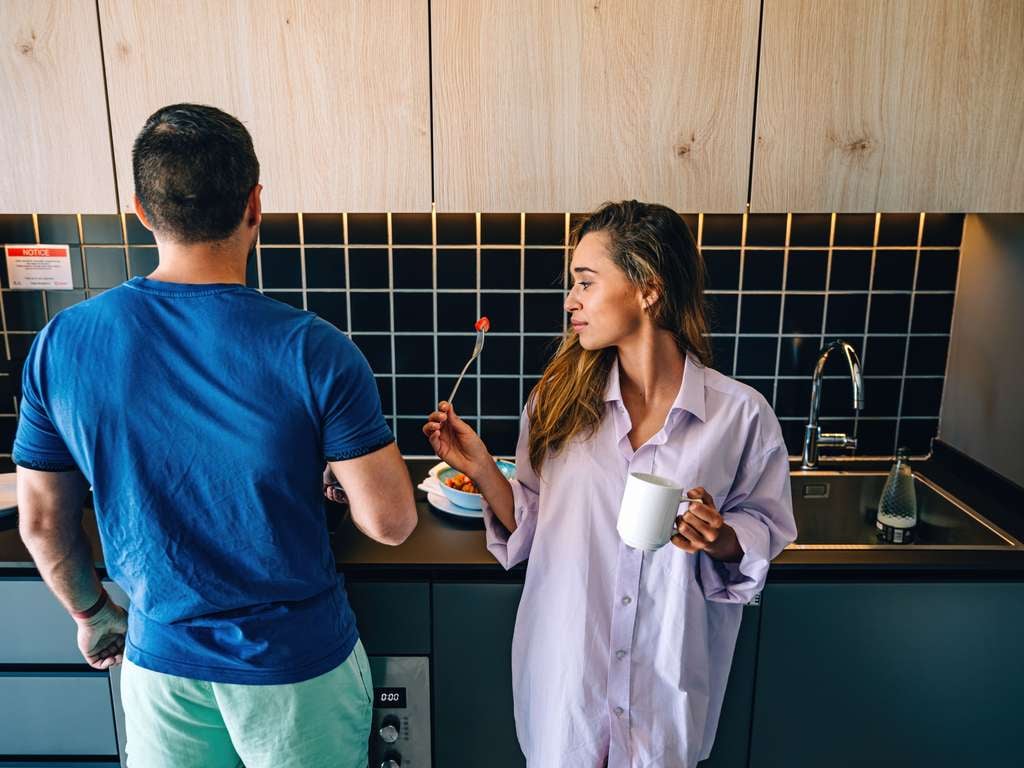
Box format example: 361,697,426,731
2,443,1023,578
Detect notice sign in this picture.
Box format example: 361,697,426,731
4,244,73,289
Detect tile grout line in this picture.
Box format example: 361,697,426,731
732,213,747,377
297,214,308,311
475,212,482,434
518,213,526,419
852,212,882,448
387,213,398,433
770,214,793,408
893,213,927,454
432,207,439,412
32,214,50,322
342,214,352,335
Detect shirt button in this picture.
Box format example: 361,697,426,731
622,596,632,605
615,649,627,660
614,706,624,716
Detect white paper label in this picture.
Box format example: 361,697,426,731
4,244,74,289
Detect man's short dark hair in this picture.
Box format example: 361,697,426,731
132,104,260,244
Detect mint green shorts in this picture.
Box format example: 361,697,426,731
121,639,372,768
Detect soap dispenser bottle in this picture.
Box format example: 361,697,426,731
876,447,917,544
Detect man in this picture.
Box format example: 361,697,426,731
14,103,417,767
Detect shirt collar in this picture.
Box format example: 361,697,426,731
604,352,707,423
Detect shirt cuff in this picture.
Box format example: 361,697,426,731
482,479,534,570
11,452,78,472
699,511,771,604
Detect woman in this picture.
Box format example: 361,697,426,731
423,201,796,767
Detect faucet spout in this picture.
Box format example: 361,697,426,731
802,340,864,469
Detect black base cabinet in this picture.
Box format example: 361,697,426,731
429,582,760,768
432,582,525,768
749,581,1024,768
698,604,760,768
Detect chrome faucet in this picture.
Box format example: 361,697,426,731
802,340,864,469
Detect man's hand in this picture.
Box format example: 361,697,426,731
322,465,348,505
76,600,127,670
670,486,744,562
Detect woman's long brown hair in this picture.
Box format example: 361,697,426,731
527,201,713,473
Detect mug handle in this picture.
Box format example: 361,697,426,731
668,494,691,539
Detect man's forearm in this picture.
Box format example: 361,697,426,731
21,520,103,614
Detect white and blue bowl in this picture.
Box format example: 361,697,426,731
437,460,516,510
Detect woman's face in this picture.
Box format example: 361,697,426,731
565,231,646,350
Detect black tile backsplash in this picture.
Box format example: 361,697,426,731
0,214,36,244
80,215,123,244
305,292,347,331
0,212,960,458
437,213,476,245
260,248,302,289
302,214,343,244
37,214,80,244
706,250,741,290
259,213,299,244
393,249,433,290
305,248,346,289
480,214,521,245
833,213,875,246
782,294,824,335
391,214,431,245
739,294,782,333
525,214,565,246
481,249,516,289
877,213,919,246
348,248,389,289
84,247,127,289
743,250,784,290
785,250,827,290
347,214,388,245
745,214,787,247
921,214,965,247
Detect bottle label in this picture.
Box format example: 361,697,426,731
876,519,915,544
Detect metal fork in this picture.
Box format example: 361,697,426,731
446,329,486,408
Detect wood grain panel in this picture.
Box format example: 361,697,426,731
433,0,760,212
100,0,431,212
752,0,1024,212
0,0,117,213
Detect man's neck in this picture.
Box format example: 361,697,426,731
147,240,249,285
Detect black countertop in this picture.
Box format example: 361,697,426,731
3,443,1024,579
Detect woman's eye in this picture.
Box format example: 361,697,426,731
578,281,592,290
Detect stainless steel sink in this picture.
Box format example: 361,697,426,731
787,471,1021,550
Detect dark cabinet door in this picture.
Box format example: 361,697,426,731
750,581,1024,768
433,582,525,768
699,602,761,768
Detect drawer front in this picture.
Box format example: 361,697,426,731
0,579,81,663
0,674,118,755
345,581,430,655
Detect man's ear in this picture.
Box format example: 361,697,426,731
132,196,154,231
246,184,263,229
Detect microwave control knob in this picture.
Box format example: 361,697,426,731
380,756,401,768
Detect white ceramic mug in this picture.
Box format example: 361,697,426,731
616,472,691,551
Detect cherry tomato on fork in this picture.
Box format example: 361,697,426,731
474,316,490,333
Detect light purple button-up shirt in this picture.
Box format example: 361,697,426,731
483,354,797,767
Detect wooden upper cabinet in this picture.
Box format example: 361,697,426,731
0,0,117,213
99,0,432,213
432,0,760,212
752,0,1024,213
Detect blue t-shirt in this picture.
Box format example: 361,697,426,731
13,277,394,684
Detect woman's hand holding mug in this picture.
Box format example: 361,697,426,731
671,486,742,562
617,474,743,562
